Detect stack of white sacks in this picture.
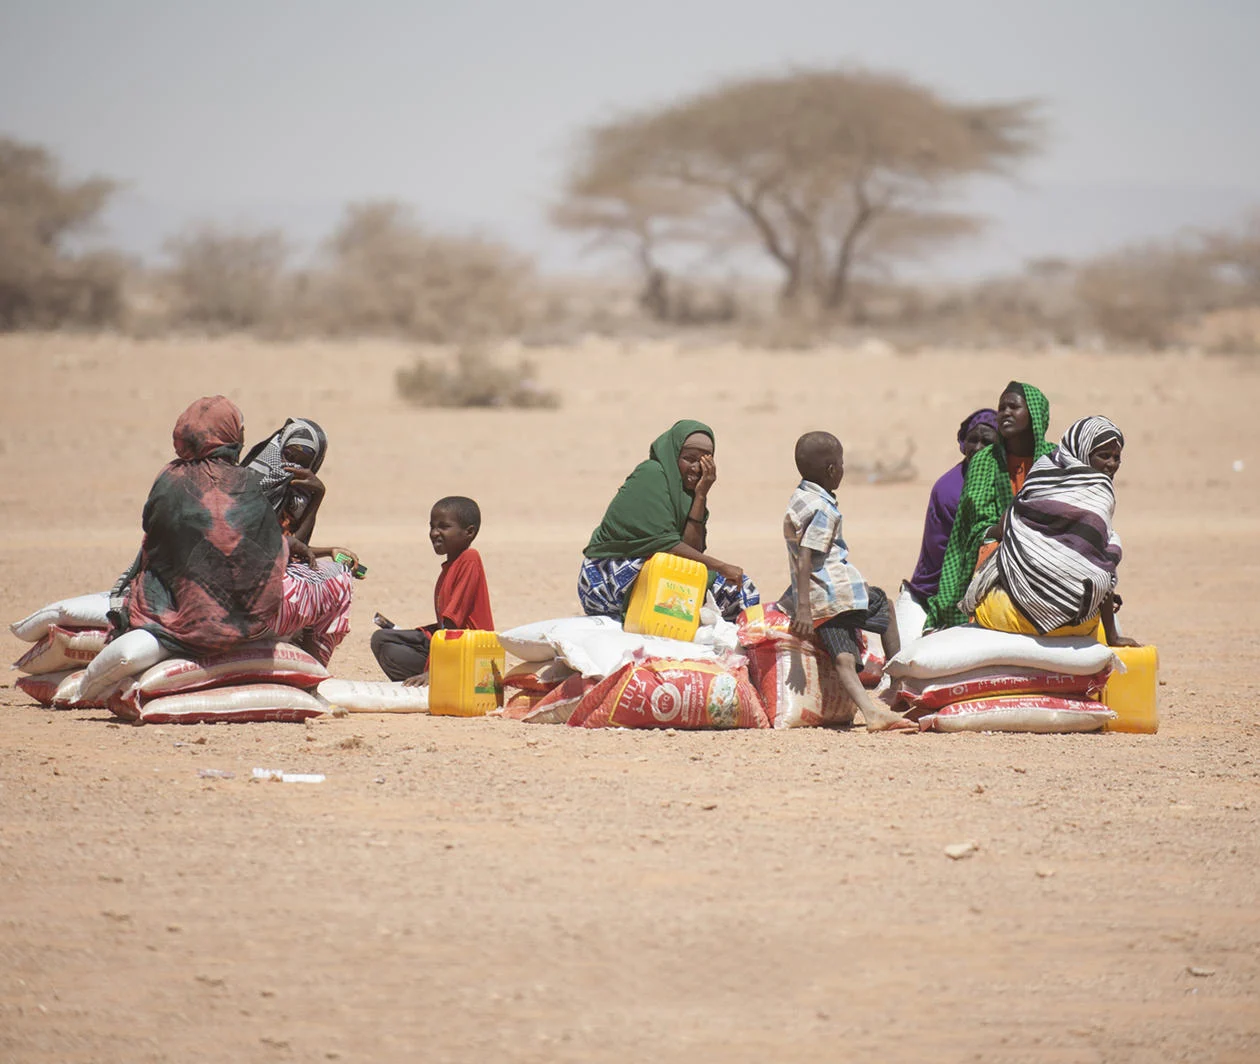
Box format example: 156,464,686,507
11,593,329,724
885,626,1119,732
495,607,746,726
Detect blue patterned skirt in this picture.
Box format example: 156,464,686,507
577,556,759,623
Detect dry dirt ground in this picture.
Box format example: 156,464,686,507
1,335,1258,1063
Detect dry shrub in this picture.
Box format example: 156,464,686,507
161,225,290,332
0,138,125,329
1073,242,1221,349
396,346,560,409
314,201,533,342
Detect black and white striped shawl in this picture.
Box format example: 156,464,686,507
966,416,1124,634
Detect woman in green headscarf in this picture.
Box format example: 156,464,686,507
925,382,1054,630
578,420,759,622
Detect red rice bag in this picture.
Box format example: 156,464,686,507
746,637,857,729
500,689,552,719
895,665,1111,712
15,670,75,706
110,683,327,725
569,657,768,730
130,642,328,698
738,605,883,688
919,694,1115,733
502,658,576,693
521,674,598,724
13,625,108,675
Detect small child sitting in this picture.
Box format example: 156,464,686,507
370,496,494,685
779,432,915,732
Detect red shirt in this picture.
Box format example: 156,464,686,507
432,548,494,631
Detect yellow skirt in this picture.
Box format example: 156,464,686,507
974,587,1100,639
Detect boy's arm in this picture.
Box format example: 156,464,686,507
790,534,814,640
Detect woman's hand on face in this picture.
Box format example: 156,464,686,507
696,454,717,496
284,464,325,495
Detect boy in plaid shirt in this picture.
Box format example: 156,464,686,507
780,431,914,732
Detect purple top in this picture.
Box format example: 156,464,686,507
905,461,966,601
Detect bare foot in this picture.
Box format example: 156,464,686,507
861,700,918,733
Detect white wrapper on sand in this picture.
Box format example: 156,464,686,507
316,679,430,713
497,616,621,661
80,629,167,701
10,592,111,642
885,626,1119,680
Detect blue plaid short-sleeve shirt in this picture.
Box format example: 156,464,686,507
778,479,869,621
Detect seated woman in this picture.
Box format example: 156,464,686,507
242,416,357,665
111,396,290,657
963,416,1140,645
926,382,1054,631
579,420,759,623
895,407,999,640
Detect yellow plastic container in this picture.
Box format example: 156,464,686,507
1102,644,1159,733
428,630,505,717
623,552,709,641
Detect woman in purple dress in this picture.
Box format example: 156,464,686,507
894,409,999,641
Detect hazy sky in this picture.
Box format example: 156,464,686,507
3,0,1258,276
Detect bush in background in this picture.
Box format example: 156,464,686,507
0,137,125,329
161,225,290,333
395,345,560,409
313,201,534,343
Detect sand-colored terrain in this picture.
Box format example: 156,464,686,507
1,334,1258,1063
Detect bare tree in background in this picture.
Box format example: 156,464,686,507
163,225,289,331
550,177,712,320
317,200,533,342
0,137,124,329
555,68,1041,316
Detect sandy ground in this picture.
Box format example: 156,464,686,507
1,334,1258,1063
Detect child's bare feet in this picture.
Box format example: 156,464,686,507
861,699,918,733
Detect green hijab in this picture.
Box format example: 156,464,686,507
927,382,1054,629
584,420,713,560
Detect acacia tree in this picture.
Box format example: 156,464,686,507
0,137,123,328
555,68,1041,315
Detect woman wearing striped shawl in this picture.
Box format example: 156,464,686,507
963,416,1140,645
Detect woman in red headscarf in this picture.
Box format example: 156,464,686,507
114,395,287,656
112,396,353,665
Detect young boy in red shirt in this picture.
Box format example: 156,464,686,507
370,496,494,683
